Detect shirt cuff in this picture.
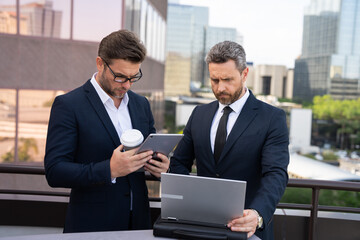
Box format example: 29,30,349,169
111,178,117,184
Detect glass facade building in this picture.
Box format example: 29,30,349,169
0,0,167,164
165,3,241,96
165,3,208,96
293,0,360,101
203,26,240,87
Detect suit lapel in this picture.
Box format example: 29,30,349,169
127,91,140,130
218,92,259,163
83,80,120,146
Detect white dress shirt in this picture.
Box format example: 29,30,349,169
210,88,250,153
90,73,134,210
90,73,132,137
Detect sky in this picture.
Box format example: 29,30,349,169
1,0,311,67
178,0,312,68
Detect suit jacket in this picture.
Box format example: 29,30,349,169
44,80,156,233
170,91,289,240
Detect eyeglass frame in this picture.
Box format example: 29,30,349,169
102,58,142,83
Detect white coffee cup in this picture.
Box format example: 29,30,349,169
120,129,144,151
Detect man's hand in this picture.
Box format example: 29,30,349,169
144,152,170,178
227,209,258,238
110,145,153,178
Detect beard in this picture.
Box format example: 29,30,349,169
213,86,243,105
98,71,127,99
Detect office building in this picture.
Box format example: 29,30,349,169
165,3,242,96
0,0,167,163
202,26,242,88
0,1,62,37
0,10,28,34
293,0,360,101
251,65,294,99
165,3,208,96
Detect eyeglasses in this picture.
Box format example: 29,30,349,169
103,59,142,83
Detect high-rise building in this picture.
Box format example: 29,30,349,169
202,26,242,88
165,3,242,96
293,0,360,101
165,3,208,96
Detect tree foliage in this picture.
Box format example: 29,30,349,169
312,95,360,149
280,188,360,208
1,138,38,162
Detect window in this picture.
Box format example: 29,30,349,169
0,89,16,163
19,0,70,39
17,90,62,163
262,76,271,95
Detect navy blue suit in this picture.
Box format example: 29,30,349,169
170,91,289,240
44,80,156,233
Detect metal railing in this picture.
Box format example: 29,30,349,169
1,164,360,240
279,178,360,240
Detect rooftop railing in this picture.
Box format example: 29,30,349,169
279,178,360,240
1,164,360,240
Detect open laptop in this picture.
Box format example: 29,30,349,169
160,173,247,228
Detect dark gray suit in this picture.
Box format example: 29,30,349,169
170,91,289,240
45,80,156,233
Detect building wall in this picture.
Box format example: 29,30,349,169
125,0,167,63
165,3,208,96
286,69,294,99
290,109,312,148
164,53,191,96
0,34,97,91
165,3,243,95
202,26,241,87
253,65,289,98
0,0,168,163
294,0,360,101
294,56,332,101
246,64,255,91
148,0,168,19
0,1,62,38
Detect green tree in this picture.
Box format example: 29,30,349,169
312,95,360,149
1,138,38,162
280,188,360,208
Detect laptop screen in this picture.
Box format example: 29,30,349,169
161,173,247,226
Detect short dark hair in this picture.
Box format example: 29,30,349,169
205,41,247,72
98,29,146,64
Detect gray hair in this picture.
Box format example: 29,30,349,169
205,41,247,72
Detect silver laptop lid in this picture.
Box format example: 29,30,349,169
161,173,246,226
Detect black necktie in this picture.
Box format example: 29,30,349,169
214,106,232,164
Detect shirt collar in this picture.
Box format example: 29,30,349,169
90,72,129,106
218,87,250,113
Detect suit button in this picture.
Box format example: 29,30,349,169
216,174,220,178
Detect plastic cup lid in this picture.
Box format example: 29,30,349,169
120,129,144,147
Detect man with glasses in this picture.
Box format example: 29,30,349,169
44,30,169,233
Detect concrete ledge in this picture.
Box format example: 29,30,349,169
0,226,62,238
